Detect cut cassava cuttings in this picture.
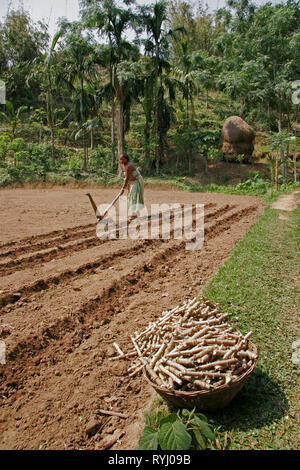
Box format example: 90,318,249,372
112,297,258,393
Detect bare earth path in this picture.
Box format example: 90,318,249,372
271,191,299,212
0,188,265,450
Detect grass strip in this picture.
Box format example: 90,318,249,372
203,202,300,450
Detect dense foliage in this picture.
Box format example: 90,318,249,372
0,0,299,184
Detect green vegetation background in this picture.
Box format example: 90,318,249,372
0,0,300,192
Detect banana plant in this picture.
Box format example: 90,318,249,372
269,131,293,190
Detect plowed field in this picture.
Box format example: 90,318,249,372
0,188,265,450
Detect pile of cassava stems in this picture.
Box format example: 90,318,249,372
112,297,257,392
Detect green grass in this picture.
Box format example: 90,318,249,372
144,175,300,203
292,192,300,251
202,202,300,450
139,193,300,450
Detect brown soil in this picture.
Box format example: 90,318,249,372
0,188,265,450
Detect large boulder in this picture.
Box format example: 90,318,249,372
221,116,255,162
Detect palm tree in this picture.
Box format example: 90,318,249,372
196,55,217,110
80,0,138,171
140,0,178,173
28,27,66,164
139,56,155,165
174,40,198,124
56,21,99,170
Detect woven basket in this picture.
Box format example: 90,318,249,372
144,342,258,412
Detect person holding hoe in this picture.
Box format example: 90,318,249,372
119,153,145,222
86,153,145,224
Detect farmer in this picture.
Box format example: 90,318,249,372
119,153,145,221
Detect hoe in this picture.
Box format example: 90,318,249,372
86,191,122,222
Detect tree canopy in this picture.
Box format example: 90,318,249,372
0,0,299,177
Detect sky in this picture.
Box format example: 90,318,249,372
0,0,81,37
0,0,283,40
0,0,227,38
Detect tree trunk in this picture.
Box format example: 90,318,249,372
83,136,88,171
155,138,159,174
90,129,94,151
117,99,124,176
189,151,193,174
277,95,286,179
267,102,271,131
111,96,116,168
240,98,245,118
204,155,208,174
280,147,286,179
155,129,164,175
285,143,289,179
155,100,164,174
294,154,297,183
144,117,150,162
155,102,160,174
46,83,55,165
115,78,125,176
117,103,124,152
159,135,164,169
275,156,279,191
270,160,274,186
186,85,189,123
50,126,55,166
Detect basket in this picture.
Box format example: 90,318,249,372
144,342,258,412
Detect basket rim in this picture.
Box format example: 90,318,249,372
144,341,258,398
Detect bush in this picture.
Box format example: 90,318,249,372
245,108,279,133
0,167,13,187
138,407,215,451
15,150,31,165
0,134,10,162
8,137,26,153
16,122,50,142
66,151,84,171
88,146,112,171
